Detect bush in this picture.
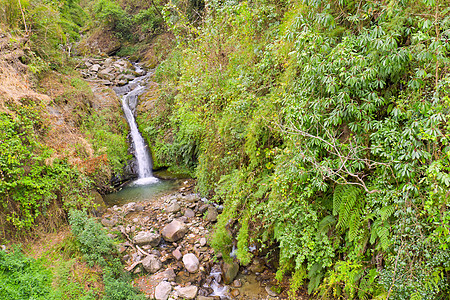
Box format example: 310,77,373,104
69,210,144,300
0,248,52,300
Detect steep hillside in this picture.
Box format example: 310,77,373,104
0,1,129,240
139,0,450,298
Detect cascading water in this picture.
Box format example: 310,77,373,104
118,66,158,185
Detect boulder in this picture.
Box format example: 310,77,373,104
98,67,116,81
90,64,100,72
182,253,200,273
133,231,161,247
181,194,200,203
222,261,239,285
142,254,162,274
161,219,187,242
184,208,195,218
154,281,172,300
176,286,198,299
206,206,218,222
101,216,118,227
166,201,181,213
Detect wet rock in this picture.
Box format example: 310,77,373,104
133,231,161,247
161,219,187,242
183,253,200,273
176,286,198,299
230,288,240,297
265,285,280,297
232,279,242,288
222,262,239,285
154,281,171,300
206,206,218,222
142,254,162,274
172,248,182,260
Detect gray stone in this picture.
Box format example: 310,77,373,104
101,217,117,227
198,204,209,214
90,64,100,72
222,261,239,284
182,253,199,273
182,194,201,203
197,297,215,300
172,249,182,260
142,254,162,274
154,281,171,300
161,219,187,242
176,286,198,299
206,206,218,222
123,74,135,81
98,67,116,81
184,208,195,218
166,201,181,213
133,231,161,247
199,237,207,247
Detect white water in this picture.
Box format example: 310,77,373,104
119,66,158,185
205,265,229,298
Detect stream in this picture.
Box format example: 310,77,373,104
99,60,283,300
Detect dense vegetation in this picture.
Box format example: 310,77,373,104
0,0,132,240
141,0,450,298
2,0,450,298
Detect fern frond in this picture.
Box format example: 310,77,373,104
379,204,395,221
377,224,390,250
318,215,336,235
333,185,345,215
348,208,361,242
370,219,391,250
337,186,360,229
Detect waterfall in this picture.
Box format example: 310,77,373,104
118,66,158,185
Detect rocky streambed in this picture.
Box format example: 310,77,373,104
100,180,287,300
79,56,145,86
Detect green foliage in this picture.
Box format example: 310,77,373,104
82,106,130,177
0,248,52,300
144,0,450,297
69,210,144,300
93,0,132,38
0,104,92,237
